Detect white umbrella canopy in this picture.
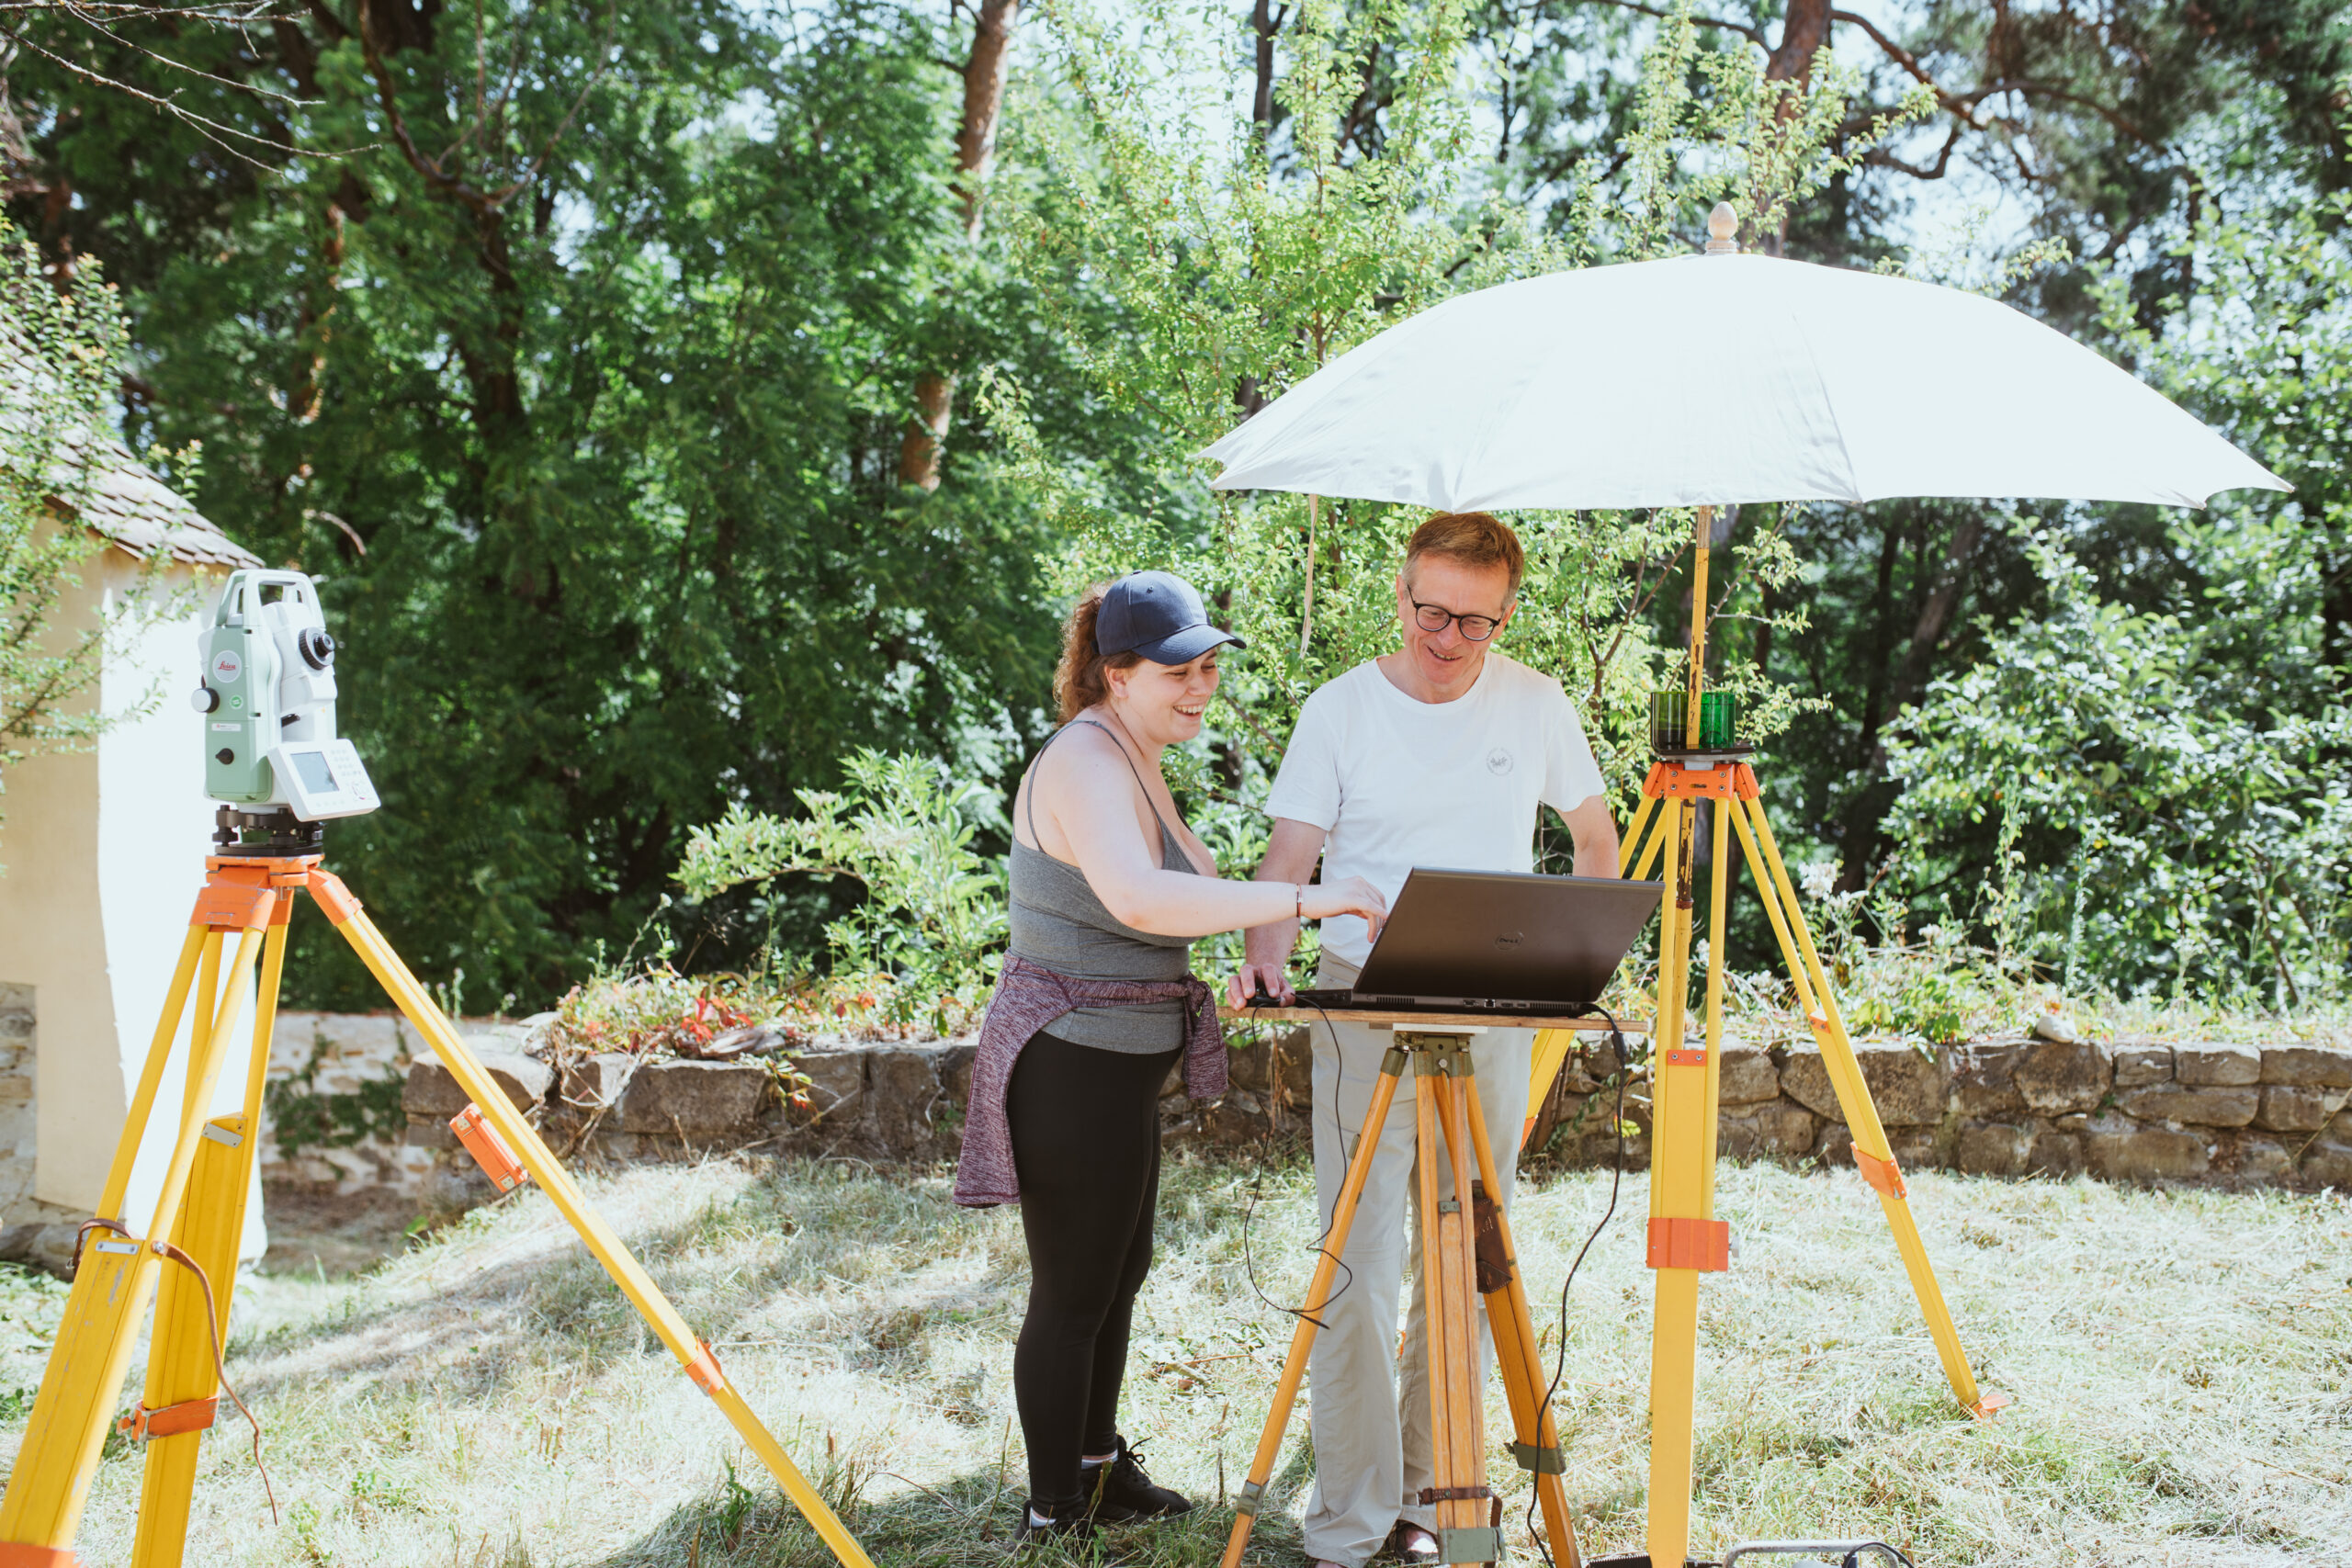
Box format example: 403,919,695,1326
1201,240,2287,512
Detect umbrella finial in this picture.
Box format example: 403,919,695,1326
1705,202,1739,255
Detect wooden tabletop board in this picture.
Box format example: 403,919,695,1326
1220,1005,1645,1032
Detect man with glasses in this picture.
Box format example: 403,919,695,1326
1228,511,1617,1568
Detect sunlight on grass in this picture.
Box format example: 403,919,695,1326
3,1155,2346,1566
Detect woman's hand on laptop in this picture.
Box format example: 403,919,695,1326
1304,875,1387,941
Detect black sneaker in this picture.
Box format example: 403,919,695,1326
1080,1436,1193,1521
1016,1497,1094,1548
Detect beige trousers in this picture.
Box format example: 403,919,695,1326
1300,956,1534,1568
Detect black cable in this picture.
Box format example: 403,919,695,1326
1238,1003,1355,1330
1527,1007,1628,1568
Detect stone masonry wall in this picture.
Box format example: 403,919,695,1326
1528,1032,2352,1188
261,1010,517,1194
392,1025,2352,1203
0,985,34,1208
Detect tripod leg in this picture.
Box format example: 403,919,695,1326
318,889,878,1568
132,909,289,1568
1457,1073,1581,1568
1646,790,1734,1568
1630,805,1668,885
1728,795,1991,1416
1219,1048,1408,1568
0,914,267,1551
1618,790,1662,878
91,924,210,1223
1419,1063,1488,1565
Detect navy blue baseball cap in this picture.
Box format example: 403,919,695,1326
1095,571,1247,664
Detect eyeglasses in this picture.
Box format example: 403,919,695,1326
1410,598,1508,642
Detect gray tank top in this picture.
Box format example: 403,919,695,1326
1008,719,1201,1053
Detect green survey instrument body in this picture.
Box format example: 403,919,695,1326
193,569,379,820
198,580,281,803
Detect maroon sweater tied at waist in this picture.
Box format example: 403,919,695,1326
953,953,1227,1208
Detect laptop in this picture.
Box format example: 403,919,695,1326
1250,867,1663,1015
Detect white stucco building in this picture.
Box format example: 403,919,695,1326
0,438,266,1256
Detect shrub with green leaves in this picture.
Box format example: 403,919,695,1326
0,213,169,858
1888,526,2352,1005
678,750,1007,1032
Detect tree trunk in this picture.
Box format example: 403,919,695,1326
1837,513,1985,887
1756,0,1837,253
1766,0,1834,91
898,0,1023,492
1252,0,1286,141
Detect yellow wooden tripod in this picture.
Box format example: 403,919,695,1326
0,852,876,1568
1617,504,2006,1568
1215,1012,1628,1568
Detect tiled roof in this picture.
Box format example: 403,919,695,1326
46,434,260,570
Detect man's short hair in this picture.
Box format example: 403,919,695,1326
1404,512,1524,598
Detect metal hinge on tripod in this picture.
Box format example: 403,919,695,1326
1233,1478,1267,1516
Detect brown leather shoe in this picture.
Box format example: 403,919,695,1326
1383,1521,1442,1564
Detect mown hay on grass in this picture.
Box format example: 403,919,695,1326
5,1152,2346,1566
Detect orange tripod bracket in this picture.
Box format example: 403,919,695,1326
450,1104,532,1192
117,1397,218,1443
1643,759,1761,802
685,1339,728,1395
1853,1146,1907,1199
304,868,364,925
188,876,275,933
1645,1217,1730,1271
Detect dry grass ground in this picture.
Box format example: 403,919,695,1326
3,1152,2347,1568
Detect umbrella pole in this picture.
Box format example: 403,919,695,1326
1684,505,1711,748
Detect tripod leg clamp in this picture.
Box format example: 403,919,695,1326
118,1396,219,1443
684,1338,728,1395
1434,1525,1502,1563
1645,1216,1730,1271
451,1105,532,1193
1233,1478,1267,1517
1510,1438,1564,1473
1853,1146,1907,1199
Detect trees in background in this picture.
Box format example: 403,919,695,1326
1890,173,2352,1005
2,2,1081,1007
0,214,166,858
0,0,2343,1007
1476,3,2352,924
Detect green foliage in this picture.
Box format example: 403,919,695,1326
0,214,167,852
1888,526,2352,1005
678,750,1007,1032
1884,146,2352,1007
989,0,1910,837
11,3,1068,1005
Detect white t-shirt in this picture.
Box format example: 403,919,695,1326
1265,652,1607,966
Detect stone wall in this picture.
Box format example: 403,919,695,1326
1528,1033,2352,1188
0,985,34,1207
379,1025,2352,1201
261,1010,516,1194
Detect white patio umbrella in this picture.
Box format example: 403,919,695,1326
1200,211,2286,510
1196,208,2289,1568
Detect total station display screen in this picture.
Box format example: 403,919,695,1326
292,749,339,795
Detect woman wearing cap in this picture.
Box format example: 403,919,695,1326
955,571,1387,1545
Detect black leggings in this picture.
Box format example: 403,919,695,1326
1006,1030,1182,1506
